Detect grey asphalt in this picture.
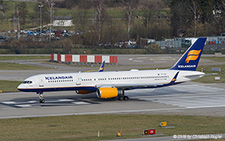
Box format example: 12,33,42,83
1,82,225,141
0,54,225,119
0,54,224,81
0,54,225,140
1,82,225,119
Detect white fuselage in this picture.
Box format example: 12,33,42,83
17,69,204,92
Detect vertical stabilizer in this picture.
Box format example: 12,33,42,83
170,38,207,71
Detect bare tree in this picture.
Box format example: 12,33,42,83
74,0,90,31
93,0,107,42
0,0,8,19
46,1,55,41
123,0,139,39
16,2,27,29
141,0,161,38
170,0,192,37
221,0,225,8
188,0,200,37
103,16,126,47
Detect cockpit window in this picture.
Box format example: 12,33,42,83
22,81,32,84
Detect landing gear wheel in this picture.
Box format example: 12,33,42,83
118,96,123,101
123,96,129,101
40,99,45,103
118,90,129,101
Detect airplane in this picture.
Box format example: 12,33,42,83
18,38,207,103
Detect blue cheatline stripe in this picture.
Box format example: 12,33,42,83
131,82,183,90
18,86,97,92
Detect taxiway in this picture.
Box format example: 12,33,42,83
0,82,225,119
0,54,225,119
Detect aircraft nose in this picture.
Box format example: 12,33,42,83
17,84,23,90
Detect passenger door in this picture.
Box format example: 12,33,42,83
76,78,82,85
39,78,44,87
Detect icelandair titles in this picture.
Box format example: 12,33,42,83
178,65,196,68
45,76,73,80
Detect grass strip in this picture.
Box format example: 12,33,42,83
0,56,49,61
195,65,225,83
0,114,224,140
202,56,225,62
0,62,49,70
0,80,22,92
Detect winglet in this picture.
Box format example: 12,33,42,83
169,72,179,85
98,61,105,72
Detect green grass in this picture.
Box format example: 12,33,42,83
0,56,50,60
202,56,225,62
0,114,224,140
0,62,49,70
189,56,225,83
194,65,225,83
2,1,37,18
0,56,49,61
0,80,21,92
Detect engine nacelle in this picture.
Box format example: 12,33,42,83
96,87,118,99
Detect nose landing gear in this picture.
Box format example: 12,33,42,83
37,91,45,103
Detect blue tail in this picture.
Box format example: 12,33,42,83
98,60,105,72
170,38,207,71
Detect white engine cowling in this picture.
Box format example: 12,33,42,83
96,87,118,99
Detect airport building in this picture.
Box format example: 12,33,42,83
154,36,225,50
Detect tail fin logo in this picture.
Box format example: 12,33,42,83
168,72,179,85
185,50,201,63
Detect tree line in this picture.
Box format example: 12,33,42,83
1,0,225,52
170,0,225,37
54,0,225,40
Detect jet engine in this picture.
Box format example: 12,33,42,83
96,87,119,99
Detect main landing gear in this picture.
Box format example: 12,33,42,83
118,96,129,101
118,90,129,101
37,91,45,103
